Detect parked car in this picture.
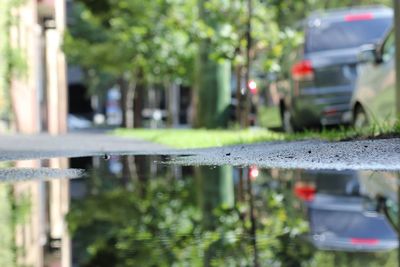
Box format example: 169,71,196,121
351,27,396,127
280,6,393,132
68,114,92,130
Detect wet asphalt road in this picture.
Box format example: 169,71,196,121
0,131,399,171
180,138,400,171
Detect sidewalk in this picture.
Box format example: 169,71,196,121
0,130,170,161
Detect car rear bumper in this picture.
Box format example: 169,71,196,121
291,85,354,127
310,236,398,252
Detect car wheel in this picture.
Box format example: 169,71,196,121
353,106,369,129
282,109,294,133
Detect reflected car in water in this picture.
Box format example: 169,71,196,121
351,28,396,127
294,170,398,251
280,6,392,132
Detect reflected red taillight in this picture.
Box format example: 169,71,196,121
350,238,379,245
291,60,314,81
249,166,259,180
345,13,373,22
294,182,316,202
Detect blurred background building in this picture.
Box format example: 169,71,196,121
6,0,68,135
4,1,70,267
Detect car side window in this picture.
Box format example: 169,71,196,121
382,31,395,62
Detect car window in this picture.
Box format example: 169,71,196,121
382,31,395,62
305,17,392,53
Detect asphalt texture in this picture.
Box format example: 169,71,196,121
0,131,399,171
177,138,400,171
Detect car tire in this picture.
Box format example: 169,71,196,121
353,106,369,129
282,109,294,133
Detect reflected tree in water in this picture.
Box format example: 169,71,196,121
67,158,397,266
67,158,313,266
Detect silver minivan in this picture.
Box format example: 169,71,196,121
352,28,396,127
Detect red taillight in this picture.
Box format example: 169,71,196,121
350,238,379,245
323,108,337,116
291,60,314,81
345,13,373,22
294,182,316,202
248,80,257,95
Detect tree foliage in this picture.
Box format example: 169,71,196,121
64,0,283,93
65,0,197,87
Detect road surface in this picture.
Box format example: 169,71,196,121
0,132,399,171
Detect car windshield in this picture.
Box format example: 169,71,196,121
306,17,392,53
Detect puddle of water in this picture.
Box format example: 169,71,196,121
1,155,399,266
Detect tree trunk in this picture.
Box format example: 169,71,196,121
395,0,400,118
195,40,231,128
194,0,231,129
167,82,180,127
119,77,135,128
133,82,144,128
195,165,234,266
235,65,243,125
135,155,150,197
243,0,252,128
122,156,138,187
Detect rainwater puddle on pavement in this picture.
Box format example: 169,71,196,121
1,155,400,266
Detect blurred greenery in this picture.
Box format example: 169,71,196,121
0,0,28,126
66,0,196,84
0,184,31,267
258,106,282,129
65,0,282,84
309,250,397,267
0,185,14,266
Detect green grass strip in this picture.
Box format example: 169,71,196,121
113,122,400,149
114,128,286,149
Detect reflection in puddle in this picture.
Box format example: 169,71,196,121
2,156,399,266
0,168,84,182
295,170,398,252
